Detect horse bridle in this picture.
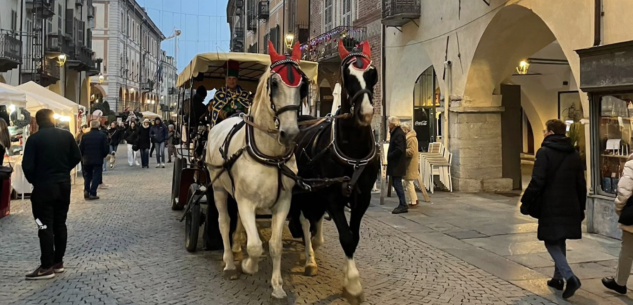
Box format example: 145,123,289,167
340,52,374,118
268,58,309,130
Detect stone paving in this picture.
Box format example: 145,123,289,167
0,147,575,304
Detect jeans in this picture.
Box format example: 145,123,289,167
30,182,71,269
616,230,633,286
155,142,166,164
544,239,574,280
392,176,407,209
83,164,103,196
140,148,149,167
110,144,118,154
127,144,138,166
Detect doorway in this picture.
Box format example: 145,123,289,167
413,66,440,152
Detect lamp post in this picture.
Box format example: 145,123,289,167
57,54,67,66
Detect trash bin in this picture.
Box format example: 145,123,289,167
0,178,11,219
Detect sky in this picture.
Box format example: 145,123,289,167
136,0,231,73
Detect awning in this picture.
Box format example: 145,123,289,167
0,83,27,108
140,111,161,119
177,52,319,90
18,81,79,113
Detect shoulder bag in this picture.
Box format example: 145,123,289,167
520,154,566,219
619,196,633,226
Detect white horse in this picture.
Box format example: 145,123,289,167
205,41,308,298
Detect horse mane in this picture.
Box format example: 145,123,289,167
250,68,272,116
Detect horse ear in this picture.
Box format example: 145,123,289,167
291,42,301,62
361,40,371,58
338,39,350,60
268,41,284,63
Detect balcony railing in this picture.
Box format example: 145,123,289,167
87,5,94,19
25,0,56,19
301,26,366,62
46,32,72,55
382,0,421,27
21,56,61,87
258,1,269,19
67,46,93,72
0,32,21,73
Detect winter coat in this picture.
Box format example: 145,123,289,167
168,130,179,146
150,123,168,143
23,124,82,187
79,128,110,166
387,126,407,177
124,127,139,144
108,126,123,146
521,134,587,241
138,125,151,150
405,130,420,180
614,160,633,233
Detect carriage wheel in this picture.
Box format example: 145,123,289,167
171,158,183,210
185,184,202,252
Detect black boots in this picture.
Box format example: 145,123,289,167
602,277,627,295
563,276,581,299
547,278,564,290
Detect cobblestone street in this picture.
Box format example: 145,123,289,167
0,148,601,304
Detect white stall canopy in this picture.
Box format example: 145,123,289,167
0,83,27,108
18,81,79,113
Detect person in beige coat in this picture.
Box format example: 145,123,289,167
603,156,633,295
401,123,419,207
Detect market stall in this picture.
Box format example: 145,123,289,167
18,81,78,135
140,111,161,120
0,83,26,108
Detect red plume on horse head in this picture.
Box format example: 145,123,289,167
268,41,302,64
338,39,372,60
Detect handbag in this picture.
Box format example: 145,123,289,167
520,155,566,219
619,196,633,226
0,162,14,181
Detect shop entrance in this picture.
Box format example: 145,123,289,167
412,66,441,152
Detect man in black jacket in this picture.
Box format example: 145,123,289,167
387,116,408,214
80,120,109,201
22,109,82,280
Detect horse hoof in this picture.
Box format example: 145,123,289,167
271,288,287,299
342,288,365,305
241,259,258,275
304,265,318,276
233,251,243,261
223,269,240,280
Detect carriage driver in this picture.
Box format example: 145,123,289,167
209,60,253,126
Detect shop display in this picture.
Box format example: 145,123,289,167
599,93,633,194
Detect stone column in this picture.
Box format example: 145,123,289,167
449,107,513,192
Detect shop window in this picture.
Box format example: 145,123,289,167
597,93,633,195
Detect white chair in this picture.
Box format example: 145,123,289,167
426,152,453,193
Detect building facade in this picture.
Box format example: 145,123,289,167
0,0,100,107
92,0,165,113
304,0,383,138
384,0,633,239
158,51,177,120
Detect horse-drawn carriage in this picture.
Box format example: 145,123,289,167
171,41,379,303
171,51,319,252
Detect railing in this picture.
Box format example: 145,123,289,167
46,33,71,54
25,0,56,18
382,0,421,26
0,32,21,63
300,26,366,62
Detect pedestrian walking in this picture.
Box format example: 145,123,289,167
22,109,82,280
75,125,89,145
0,118,11,162
167,124,178,163
138,119,152,168
521,119,586,299
602,154,633,295
401,122,419,208
387,116,408,214
124,121,140,167
150,117,168,168
107,122,123,169
79,120,109,200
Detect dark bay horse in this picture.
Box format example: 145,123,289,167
289,39,379,304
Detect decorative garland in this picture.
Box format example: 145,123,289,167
10,109,31,128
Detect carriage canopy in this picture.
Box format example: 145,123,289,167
176,52,319,92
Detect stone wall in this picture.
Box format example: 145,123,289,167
588,197,621,239
449,110,512,192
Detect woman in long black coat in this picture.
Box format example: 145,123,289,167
521,119,586,299
138,119,152,168
387,116,408,214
